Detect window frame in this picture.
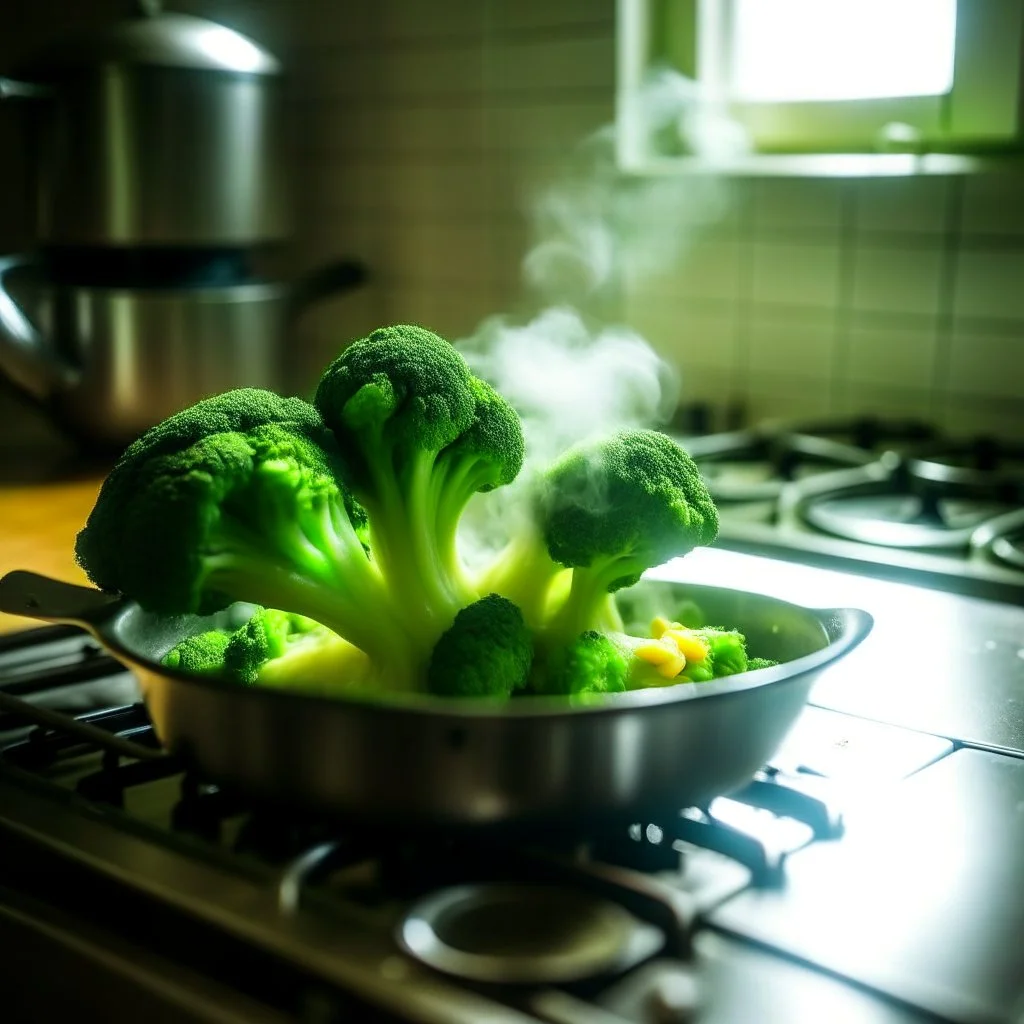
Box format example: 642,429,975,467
617,0,1024,173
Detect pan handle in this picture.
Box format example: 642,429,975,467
0,570,124,629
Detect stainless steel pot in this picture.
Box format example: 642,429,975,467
0,570,872,830
0,255,365,447
1,7,289,246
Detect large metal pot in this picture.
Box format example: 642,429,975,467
1,6,289,246
0,254,365,448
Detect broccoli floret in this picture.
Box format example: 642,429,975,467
163,630,233,676
75,390,420,687
531,430,717,645
535,629,630,695
224,608,300,684
747,657,779,672
427,594,533,698
689,627,748,676
315,325,525,638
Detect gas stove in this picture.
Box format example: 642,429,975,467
2,543,1024,1023
680,419,1024,604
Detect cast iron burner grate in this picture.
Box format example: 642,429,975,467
683,430,875,507
786,439,1024,552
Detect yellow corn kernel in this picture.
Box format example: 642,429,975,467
655,653,687,679
650,616,678,639
635,636,687,680
665,629,710,664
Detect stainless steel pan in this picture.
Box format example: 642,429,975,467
0,569,871,829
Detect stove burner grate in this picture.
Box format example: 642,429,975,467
790,451,1024,552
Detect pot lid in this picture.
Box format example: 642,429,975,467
24,7,280,78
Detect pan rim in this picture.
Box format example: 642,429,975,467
100,583,872,721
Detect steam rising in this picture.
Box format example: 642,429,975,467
454,68,746,548
460,308,677,472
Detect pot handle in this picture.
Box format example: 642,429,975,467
286,258,367,325
0,255,78,400
0,78,53,100
0,570,124,630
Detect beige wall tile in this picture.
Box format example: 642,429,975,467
954,251,1024,321
944,331,1024,400
961,175,1024,237
751,242,842,308
747,312,837,381
845,324,938,388
851,247,945,317
751,178,847,233
855,177,951,236
834,383,935,423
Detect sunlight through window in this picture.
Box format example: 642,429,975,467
731,0,958,102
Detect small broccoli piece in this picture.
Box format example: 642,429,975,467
75,389,420,687
224,608,297,684
746,657,779,671
427,594,533,698
535,630,630,695
163,630,232,675
689,627,749,676
316,325,525,640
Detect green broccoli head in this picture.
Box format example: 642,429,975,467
426,593,534,698
76,389,347,599
314,325,524,633
314,324,477,484
533,430,718,644
746,657,779,672
538,429,718,588
162,629,232,676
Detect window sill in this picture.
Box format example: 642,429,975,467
622,152,1024,178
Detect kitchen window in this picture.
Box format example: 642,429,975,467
618,0,1024,173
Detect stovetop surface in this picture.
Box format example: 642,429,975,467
678,422,1024,605
1,546,1023,1023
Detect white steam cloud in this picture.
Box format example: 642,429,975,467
454,68,748,549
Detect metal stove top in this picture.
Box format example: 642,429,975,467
2,548,1024,1023
681,422,1024,604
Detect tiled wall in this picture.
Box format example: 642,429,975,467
627,174,1024,438
0,0,1022,454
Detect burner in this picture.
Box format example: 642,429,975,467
683,430,874,506
791,453,1024,552
909,436,1024,484
398,883,663,984
972,509,1024,572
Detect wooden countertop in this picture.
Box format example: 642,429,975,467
0,475,104,634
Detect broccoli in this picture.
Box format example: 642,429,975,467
163,630,233,676
315,325,524,637
76,389,422,687
76,323,780,702
747,657,779,672
163,606,376,695
427,594,533,698
689,627,748,677
534,629,629,695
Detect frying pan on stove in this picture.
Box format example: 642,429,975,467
0,569,871,829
